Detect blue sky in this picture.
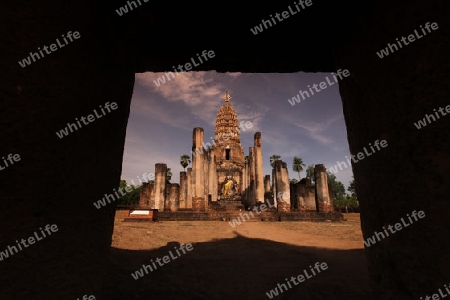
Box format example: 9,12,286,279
121,71,354,189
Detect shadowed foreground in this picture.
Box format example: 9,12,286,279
104,214,372,300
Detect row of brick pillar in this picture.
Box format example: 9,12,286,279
139,128,219,212
138,163,181,212
139,134,332,213
139,162,333,213
269,161,334,212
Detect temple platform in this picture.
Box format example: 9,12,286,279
123,209,343,222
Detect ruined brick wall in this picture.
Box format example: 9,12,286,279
192,196,208,212
169,183,180,212
294,184,316,211
277,200,291,212
138,182,154,208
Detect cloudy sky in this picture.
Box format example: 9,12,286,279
120,71,354,190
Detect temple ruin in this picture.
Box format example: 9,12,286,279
136,91,338,220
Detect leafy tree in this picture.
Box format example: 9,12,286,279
326,171,345,200
348,179,356,197
347,195,358,207
292,156,306,180
244,156,249,164
290,178,299,184
306,164,315,183
270,154,281,168
334,195,359,213
333,195,346,212
180,154,191,171
117,180,141,207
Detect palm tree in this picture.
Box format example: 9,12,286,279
270,154,281,168
180,154,191,171
292,156,306,180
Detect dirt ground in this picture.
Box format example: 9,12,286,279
103,213,373,300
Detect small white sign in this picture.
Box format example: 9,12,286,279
129,210,150,215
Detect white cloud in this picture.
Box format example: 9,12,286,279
135,72,230,125
136,71,222,104
290,114,343,146
134,72,268,132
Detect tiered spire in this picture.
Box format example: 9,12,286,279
213,91,245,166
215,91,240,142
